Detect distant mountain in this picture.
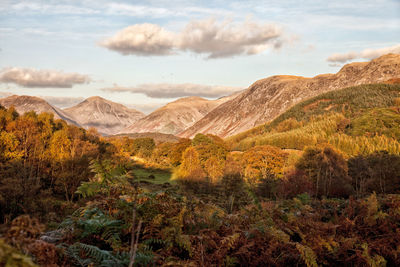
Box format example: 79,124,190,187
121,94,239,135
179,53,400,138
64,96,144,135
0,95,80,126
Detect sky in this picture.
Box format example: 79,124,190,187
0,0,399,114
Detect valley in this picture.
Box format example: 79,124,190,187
1,47,400,267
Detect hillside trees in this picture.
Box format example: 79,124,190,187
151,138,191,167
175,134,228,183
295,145,352,198
0,107,110,221
176,147,206,181
241,145,287,185
348,151,400,196
131,138,155,158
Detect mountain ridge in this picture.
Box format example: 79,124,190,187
120,92,240,135
64,96,144,135
178,53,400,138
0,95,80,126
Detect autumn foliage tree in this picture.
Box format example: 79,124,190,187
0,107,108,222
176,147,206,181
241,145,287,185
131,138,155,158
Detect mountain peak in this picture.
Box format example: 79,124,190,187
86,96,106,101
64,97,144,135
174,96,207,102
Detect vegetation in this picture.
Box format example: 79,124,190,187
229,84,400,156
1,83,400,266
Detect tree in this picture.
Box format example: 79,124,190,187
204,156,225,183
241,145,287,186
192,134,228,168
296,145,352,198
349,151,400,195
131,138,155,159
177,147,206,181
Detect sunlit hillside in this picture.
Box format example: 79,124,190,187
229,84,400,156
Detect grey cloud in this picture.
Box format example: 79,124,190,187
102,83,243,98
100,18,285,58
327,44,400,63
0,67,91,88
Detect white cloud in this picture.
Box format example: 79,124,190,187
327,44,400,63
100,23,178,56
106,3,172,17
9,2,99,15
0,67,91,88
102,83,242,98
179,18,283,58
100,18,285,58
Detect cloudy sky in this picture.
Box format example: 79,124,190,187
0,0,399,113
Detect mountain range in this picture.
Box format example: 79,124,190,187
120,93,240,135
1,54,399,138
179,53,400,138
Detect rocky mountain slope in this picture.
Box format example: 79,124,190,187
121,94,239,135
179,53,400,138
0,95,80,126
64,96,144,135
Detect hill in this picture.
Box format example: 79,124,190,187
229,83,400,155
120,94,238,135
179,53,400,138
0,95,80,126
64,96,144,135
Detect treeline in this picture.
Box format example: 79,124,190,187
111,132,400,201
0,105,118,222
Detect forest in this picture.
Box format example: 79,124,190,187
1,83,400,266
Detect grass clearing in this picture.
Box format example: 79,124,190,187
131,165,175,185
